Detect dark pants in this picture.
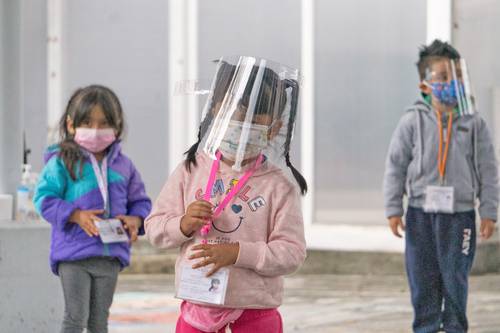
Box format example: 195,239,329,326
58,257,120,333
405,207,476,333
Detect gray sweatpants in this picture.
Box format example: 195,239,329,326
58,257,121,333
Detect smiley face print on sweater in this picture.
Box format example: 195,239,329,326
195,178,267,234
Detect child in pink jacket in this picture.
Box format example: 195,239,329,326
145,56,307,333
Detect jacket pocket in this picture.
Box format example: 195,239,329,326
406,158,418,196
64,223,78,242
409,184,426,199
408,162,427,199
448,158,475,206
65,223,92,243
455,127,473,157
455,190,475,204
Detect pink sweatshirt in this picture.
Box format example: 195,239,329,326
144,152,306,309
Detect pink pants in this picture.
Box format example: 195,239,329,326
175,308,283,333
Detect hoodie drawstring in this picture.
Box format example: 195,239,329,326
472,115,480,200
415,109,424,176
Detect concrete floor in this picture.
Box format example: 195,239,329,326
109,274,500,333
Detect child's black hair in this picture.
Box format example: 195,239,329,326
183,62,235,172
282,79,308,195
184,60,308,195
58,85,124,180
416,39,461,81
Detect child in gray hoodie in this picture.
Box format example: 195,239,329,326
383,40,498,333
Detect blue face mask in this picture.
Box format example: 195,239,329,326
430,80,463,106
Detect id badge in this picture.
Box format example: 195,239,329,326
423,186,454,213
176,264,229,305
94,219,129,243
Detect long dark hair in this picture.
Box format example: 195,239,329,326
184,60,308,195
59,85,124,180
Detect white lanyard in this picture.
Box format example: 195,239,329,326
89,154,109,216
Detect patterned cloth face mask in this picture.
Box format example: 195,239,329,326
429,80,464,107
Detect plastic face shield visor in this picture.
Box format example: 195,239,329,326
423,57,477,116
200,56,300,171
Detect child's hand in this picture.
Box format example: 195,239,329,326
480,219,496,240
180,200,213,237
388,216,405,238
116,215,142,242
189,243,240,276
69,209,104,237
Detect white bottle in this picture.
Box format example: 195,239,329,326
16,164,40,222
16,164,31,221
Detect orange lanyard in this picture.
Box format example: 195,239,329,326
436,111,453,184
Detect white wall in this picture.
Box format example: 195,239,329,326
16,0,500,231
454,0,500,126
197,0,303,169
61,0,170,198
0,0,23,195
22,0,47,173
314,0,426,225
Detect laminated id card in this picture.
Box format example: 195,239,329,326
94,218,129,243
423,186,454,213
176,265,229,305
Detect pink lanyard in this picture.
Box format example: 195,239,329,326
200,151,264,243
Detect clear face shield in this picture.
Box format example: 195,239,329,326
423,57,477,116
199,56,300,171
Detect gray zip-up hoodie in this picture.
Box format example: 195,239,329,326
383,97,499,221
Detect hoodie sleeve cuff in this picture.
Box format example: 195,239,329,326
128,205,151,222
385,206,404,219
234,241,263,270
165,216,193,245
128,206,151,236
478,208,497,222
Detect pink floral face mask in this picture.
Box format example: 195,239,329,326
74,128,116,153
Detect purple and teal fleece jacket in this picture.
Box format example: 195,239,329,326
34,142,152,275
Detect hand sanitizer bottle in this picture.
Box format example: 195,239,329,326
16,164,31,221
15,133,40,222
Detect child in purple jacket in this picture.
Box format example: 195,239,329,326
34,85,151,333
